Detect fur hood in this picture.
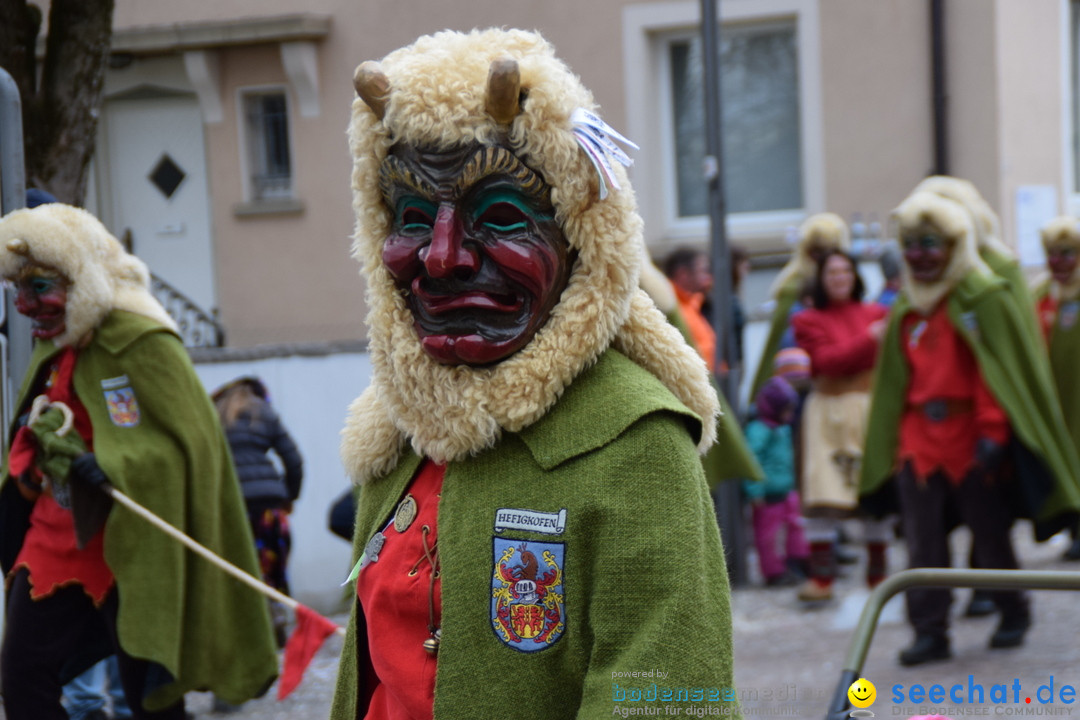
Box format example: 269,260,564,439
914,175,1014,259
0,204,176,347
769,212,850,298
342,29,717,483
892,191,992,314
1039,215,1080,300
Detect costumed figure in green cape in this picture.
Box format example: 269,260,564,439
912,175,1047,618
333,28,740,719
748,212,850,401
859,191,1080,667
0,204,278,718
1033,215,1080,561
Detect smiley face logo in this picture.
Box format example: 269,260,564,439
847,678,876,708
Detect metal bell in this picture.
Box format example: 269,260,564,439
423,628,441,656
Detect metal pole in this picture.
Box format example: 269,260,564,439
930,0,949,175
701,0,747,586
0,68,33,440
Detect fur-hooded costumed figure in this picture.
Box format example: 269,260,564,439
333,30,738,720
1037,216,1080,301
0,204,278,710
749,212,850,399
860,190,1080,541
341,28,718,483
0,204,176,345
892,190,992,315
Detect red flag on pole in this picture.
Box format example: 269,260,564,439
277,604,341,700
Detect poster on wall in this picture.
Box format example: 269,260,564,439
1015,185,1058,267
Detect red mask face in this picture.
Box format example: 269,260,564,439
13,268,69,340
901,225,954,284
1047,246,1079,285
379,143,575,366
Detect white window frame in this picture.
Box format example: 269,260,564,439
236,84,296,204
622,0,823,252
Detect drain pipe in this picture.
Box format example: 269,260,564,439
931,0,949,175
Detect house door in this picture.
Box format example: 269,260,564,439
102,94,216,313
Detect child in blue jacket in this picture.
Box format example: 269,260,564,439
744,376,809,586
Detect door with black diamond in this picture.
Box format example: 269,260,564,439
102,94,216,313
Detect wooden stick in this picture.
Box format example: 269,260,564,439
104,485,347,638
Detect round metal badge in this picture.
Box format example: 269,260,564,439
394,494,418,533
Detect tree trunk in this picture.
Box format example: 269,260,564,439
0,0,115,207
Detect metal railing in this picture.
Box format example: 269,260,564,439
824,567,1080,720
149,274,225,348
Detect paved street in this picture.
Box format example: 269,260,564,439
3,522,1078,719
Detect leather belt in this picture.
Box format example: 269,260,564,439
906,398,974,422
813,371,872,396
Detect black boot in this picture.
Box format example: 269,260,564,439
964,590,998,618
899,633,951,666
989,613,1030,649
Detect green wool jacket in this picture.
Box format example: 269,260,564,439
749,277,801,401
860,272,1080,540
0,311,278,709
666,308,764,484
331,350,740,719
1033,280,1080,464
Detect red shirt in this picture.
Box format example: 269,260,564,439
791,300,886,378
898,305,1009,481
357,459,443,720
1037,293,1057,343
10,348,114,604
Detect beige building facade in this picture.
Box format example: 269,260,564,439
75,0,1080,347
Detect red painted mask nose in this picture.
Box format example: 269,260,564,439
422,205,479,279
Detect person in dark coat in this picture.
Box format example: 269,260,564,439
213,376,303,646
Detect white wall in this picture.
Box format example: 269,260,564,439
193,350,372,613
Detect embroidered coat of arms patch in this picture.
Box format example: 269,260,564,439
491,538,565,652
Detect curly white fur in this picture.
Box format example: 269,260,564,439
341,29,717,484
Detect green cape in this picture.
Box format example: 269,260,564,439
332,350,739,719
749,277,801,401
860,272,1080,540
0,311,278,709
981,245,1043,351
666,309,764,483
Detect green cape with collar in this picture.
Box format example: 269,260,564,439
1033,279,1080,462
331,350,740,719
749,276,801,401
0,310,278,709
859,272,1080,540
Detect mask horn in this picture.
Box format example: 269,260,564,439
354,61,390,121
485,57,521,125
6,238,30,257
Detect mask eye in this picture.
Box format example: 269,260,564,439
477,203,529,233
400,205,434,233
29,277,56,295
